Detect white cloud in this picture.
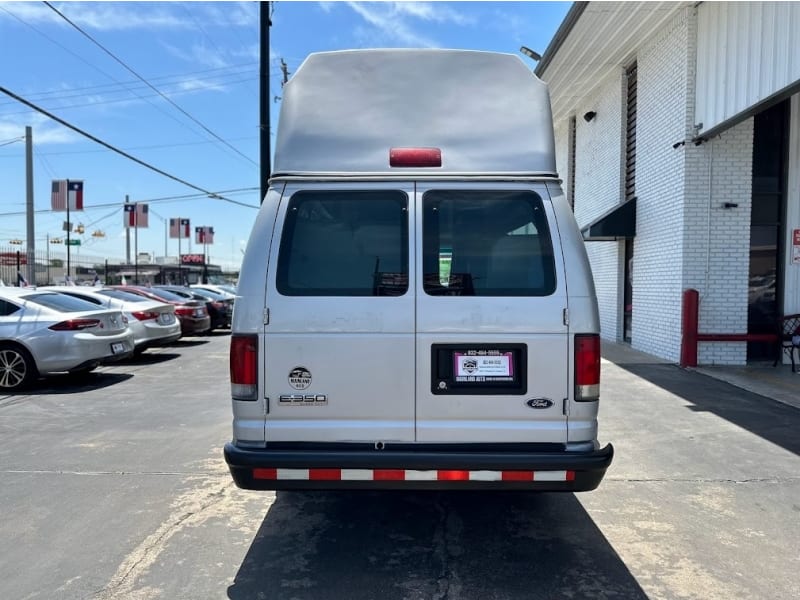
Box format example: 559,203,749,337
0,1,257,31
175,78,227,94
0,115,79,145
391,2,475,26
336,2,475,48
162,42,230,70
346,2,436,47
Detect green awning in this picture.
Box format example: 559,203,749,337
581,198,636,241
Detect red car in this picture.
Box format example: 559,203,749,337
114,286,211,336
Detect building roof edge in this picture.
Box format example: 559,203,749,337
534,1,589,78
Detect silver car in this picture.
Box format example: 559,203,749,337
39,286,181,354
0,287,134,391
190,284,236,298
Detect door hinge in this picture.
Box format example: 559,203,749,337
563,308,569,326
264,397,269,415
263,307,270,325
562,397,569,416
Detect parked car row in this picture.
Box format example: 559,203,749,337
0,284,235,392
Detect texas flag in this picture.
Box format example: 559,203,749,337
169,218,191,239
195,226,214,245
124,203,149,228
51,180,84,211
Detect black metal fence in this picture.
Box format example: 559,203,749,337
0,245,230,287
0,244,120,286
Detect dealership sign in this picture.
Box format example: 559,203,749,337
181,254,205,265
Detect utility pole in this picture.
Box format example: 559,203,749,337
260,1,272,204
24,126,35,284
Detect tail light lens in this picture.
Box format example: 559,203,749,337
132,311,159,321
575,334,600,401
175,307,193,316
230,334,258,400
49,318,101,331
390,147,442,167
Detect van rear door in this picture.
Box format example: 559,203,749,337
415,183,569,444
264,183,415,443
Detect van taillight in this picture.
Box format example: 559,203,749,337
575,334,600,401
230,334,258,400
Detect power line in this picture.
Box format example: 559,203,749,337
0,4,232,141
0,74,260,114
0,187,260,217
10,136,259,158
0,62,259,107
0,75,258,117
43,1,258,168
0,84,259,209
0,136,24,147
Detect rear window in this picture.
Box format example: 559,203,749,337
157,287,193,299
23,292,101,313
422,190,556,296
96,289,149,303
58,292,102,305
189,289,226,301
277,190,409,296
135,288,186,303
0,299,21,316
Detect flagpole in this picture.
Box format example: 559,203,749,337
178,219,182,286
203,241,208,283
134,202,139,285
66,178,71,282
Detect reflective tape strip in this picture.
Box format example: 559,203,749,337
341,469,373,480
252,468,576,482
278,468,309,480
533,470,569,481
469,470,504,481
404,470,438,481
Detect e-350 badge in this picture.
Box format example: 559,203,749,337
288,367,312,390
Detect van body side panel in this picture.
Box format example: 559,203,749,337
263,182,416,443
230,186,282,445
545,183,602,444
415,183,569,444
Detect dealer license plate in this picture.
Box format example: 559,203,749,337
111,342,126,354
454,351,514,382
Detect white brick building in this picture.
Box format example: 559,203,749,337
537,2,800,365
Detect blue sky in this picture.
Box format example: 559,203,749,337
0,1,570,270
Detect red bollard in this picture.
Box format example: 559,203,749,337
681,289,699,367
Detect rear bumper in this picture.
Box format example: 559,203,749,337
135,330,182,350
224,442,614,491
178,316,211,335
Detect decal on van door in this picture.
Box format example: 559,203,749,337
288,367,312,390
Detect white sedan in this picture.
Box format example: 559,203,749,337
0,287,134,391
39,286,181,354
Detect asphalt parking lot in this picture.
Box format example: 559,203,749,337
1,334,798,599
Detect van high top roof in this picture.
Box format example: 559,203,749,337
272,49,557,178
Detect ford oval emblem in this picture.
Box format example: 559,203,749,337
526,398,554,409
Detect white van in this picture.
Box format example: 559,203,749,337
225,49,613,491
